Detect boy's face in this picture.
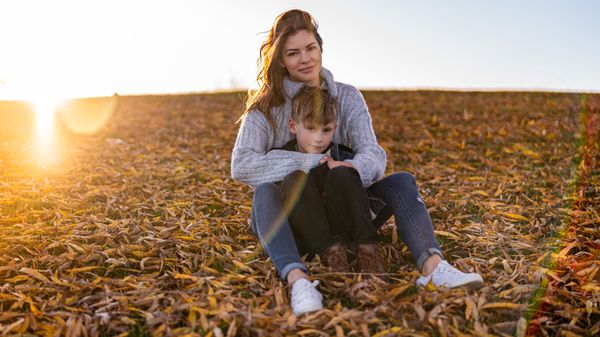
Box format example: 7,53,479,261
288,118,336,154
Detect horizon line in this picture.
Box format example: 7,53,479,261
1,86,599,103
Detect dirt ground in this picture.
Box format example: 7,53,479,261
0,90,598,336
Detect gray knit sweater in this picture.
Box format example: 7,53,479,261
231,68,386,187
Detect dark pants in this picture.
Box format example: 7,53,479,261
280,166,379,256
250,171,443,280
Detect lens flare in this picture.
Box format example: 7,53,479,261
58,96,117,135
260,173,310,246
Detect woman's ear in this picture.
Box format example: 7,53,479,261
288,118,297,134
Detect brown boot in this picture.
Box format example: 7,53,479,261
356,243,386,277
321,242,351,273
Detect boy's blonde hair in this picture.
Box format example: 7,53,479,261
292,85,338,126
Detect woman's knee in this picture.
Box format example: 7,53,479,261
388,172,417,190
326,166,360,187
254,182,282,203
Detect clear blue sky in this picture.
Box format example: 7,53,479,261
1,0,599,100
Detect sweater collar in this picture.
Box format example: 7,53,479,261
283,67,337,99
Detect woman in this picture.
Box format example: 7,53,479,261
231,9,483,316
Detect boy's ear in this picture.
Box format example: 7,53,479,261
288,118,297,135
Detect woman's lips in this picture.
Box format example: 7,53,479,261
298,66,314,73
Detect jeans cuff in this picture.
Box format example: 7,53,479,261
280,262,308,281
416,248,444,271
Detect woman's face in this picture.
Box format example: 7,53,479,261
281,29,322,87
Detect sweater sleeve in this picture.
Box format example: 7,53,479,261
231,111,323,187
342,87,387,186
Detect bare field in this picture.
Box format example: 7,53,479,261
0,91,598,336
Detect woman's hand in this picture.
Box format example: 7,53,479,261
327,160,354,169
327,159,354,170
320,155,354,169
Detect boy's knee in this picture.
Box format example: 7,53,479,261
281,170,309,198
283,170,307,184
327,166,360,186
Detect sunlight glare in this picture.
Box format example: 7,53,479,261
31,96,61,166
32,97,58,139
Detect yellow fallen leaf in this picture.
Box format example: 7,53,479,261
232,260,254,273
386,284,410,299
516,317,527,337
434,230,459,240
581,283,600,292
175,235,197,241
472,190,489,197
174,273,200,281
482,302,524,310
20,267,50,283
465,296,476,320
558,241,578,259
200,265,220,275
28,300,44,317
500,212,528,222
66,266,100,273
373,327,403,337
209,296,217,310
0,293,17,300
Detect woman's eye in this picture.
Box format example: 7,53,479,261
287,51,299,57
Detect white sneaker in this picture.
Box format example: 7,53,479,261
290,278,323,316
416,261,483,289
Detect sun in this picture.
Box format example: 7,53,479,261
29,95,64,165
31,96,60,138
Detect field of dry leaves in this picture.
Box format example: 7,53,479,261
0,90,598,337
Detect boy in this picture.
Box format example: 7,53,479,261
279,85,386,275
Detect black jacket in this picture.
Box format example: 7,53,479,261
278,139,387,223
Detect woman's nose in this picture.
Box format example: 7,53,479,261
300,51,310,63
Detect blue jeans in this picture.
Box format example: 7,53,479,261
250,172,443,280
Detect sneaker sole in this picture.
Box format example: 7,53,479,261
293,303,323,316
451,275,484,290
458,279,483,290
416,276,484,290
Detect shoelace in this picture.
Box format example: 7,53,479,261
435,263,463,277
295,280,319,288
292,280,321,303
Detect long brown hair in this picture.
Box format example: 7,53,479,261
239,9,323,134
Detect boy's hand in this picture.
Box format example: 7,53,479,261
319,155,333,165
